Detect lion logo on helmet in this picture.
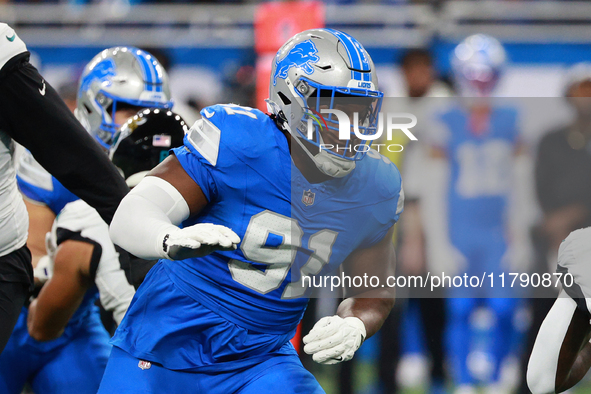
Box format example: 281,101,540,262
80,58,117,93
273,40,320,86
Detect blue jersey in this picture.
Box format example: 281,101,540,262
8,289,100,353
0,288,110,394
435,105,519,231
17,150,78,214
112,104,403,371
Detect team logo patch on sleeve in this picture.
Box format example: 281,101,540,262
302,189,315,206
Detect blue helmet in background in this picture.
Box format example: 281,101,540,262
451,34,507,97
76,46,173,149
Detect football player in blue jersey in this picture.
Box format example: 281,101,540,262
17,46,173,276
103,28,404,393
423,35,533,394
0,109,186,394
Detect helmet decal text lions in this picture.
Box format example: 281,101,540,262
273,40,320,86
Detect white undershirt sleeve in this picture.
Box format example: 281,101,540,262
109,176,190,260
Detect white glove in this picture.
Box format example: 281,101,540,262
45,231,58,262
303,316,366,365
161,223,241,260
33,255,54,284
33,232,58,284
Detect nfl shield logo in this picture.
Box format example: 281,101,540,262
138,360,152,370
302,189,315,206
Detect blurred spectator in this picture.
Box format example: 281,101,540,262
535,64,591,258
400,48,451,98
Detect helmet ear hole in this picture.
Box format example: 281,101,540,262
277,92,291,105
83,103,93,115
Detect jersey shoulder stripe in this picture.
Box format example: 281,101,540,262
186,117,221,166
185,104,270,167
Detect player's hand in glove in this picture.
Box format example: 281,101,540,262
33,232,58,284
33,255,54,284
303,315,366,365
161,223,241,260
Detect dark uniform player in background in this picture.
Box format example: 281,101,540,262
0,23,128,353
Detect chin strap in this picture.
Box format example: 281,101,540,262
306,142,356,178
289,122,356,178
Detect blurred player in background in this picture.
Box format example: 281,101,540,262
18,46,173,277
0,46,173,392
0,109,186,394
422,34,533,394
103,28,402,393
0,23,129,354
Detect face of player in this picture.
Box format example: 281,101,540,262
318,102,369,157
305,96,375,159
114,108,141,126
289,101,368,183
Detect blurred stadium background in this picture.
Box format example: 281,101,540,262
4,1,591,393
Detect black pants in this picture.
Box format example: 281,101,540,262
0,245,33,355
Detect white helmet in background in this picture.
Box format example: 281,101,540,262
451,34,506,97
268,28,383,178
76,46,173,148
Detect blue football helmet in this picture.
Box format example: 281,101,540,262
268,28,383,178
451,34,506,97
76,46,173,149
